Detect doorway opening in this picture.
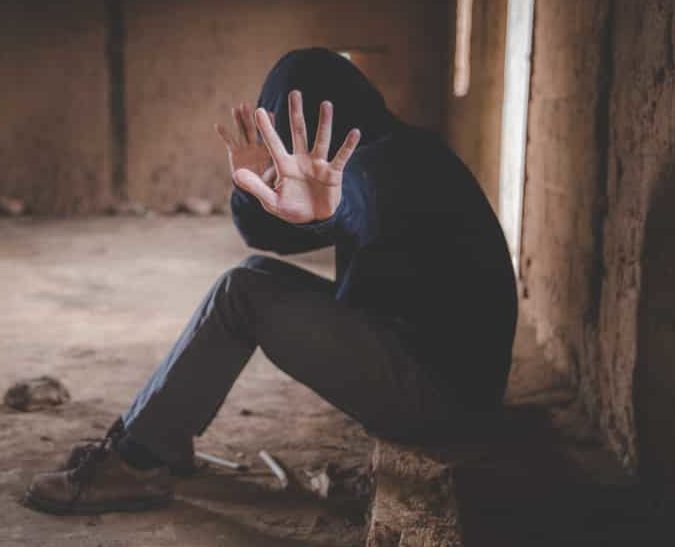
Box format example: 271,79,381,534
498,0,535,273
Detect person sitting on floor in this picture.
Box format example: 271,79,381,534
24,47,517,515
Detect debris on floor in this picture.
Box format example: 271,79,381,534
259,449,290,489
308,467,333,499
4,376,71,411
195,450,249,472
177,197,214,216
0,195,26,216
306,462,372,502
105,200,148,216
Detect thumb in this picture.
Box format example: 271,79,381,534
233,169,278,213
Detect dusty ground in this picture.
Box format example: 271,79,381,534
2,215,642,547
0,216,373,547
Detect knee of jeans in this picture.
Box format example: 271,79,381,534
214,266,258,300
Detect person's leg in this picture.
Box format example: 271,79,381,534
118,255,335,467
122,254,453,470
25,255,453,514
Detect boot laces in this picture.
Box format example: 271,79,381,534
69,418,125,484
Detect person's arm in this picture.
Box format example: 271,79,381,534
216,93,360,253
219,103,328,254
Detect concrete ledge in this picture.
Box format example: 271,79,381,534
365,408,557,546
366,440,465,546
364,405,646,546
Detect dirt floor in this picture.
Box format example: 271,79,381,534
0,216,373,547
3,215,646,547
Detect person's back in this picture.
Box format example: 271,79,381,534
341,123,518,410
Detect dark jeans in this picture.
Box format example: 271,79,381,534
122,255,456,466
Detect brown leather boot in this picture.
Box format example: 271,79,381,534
60,418,197,477
58,418,126,471
24,425,172,515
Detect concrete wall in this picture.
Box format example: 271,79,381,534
0,0,448,214
519,0,612,387
603,0,674,486
519,0,674,485
124,0,449,212
446,0,508,211
0,1,111,215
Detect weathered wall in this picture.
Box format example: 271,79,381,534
446,0,508,211
124,0,449,212
519,0,611,383
520,0,674,484
0,0,448,214
601,0,674,482
0,1,111,215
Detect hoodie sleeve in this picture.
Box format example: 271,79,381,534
230,173,364,255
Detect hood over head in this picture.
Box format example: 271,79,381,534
257,48,395,159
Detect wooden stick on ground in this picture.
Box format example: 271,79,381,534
258,450,289,489
195,451,249,472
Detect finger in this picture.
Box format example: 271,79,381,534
234,104,249,144
214,123,235,148
312,101,333,160
261,165,276,187
331,128,361,171
241,103,258,144
233,168,279,213
255,108,288,162
268,111,276,128
288,90,308,154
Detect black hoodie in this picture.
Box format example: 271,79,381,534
231,48,517,409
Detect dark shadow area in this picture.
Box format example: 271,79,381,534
634,160,675,506
452,408,660,546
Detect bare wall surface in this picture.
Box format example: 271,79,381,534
601,0,674,478
0,1,111,215
446,0,508,211
124,0,449,212
519,0,611,388
520,0,674,480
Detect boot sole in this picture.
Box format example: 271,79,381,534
23,490,173,515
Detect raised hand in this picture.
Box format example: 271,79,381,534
215,103,276,186
230,90,361,224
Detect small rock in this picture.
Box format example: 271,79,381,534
179,197,213,216
213,202,229,216
0,196,26,216
306,462,372,501
4,376,70,411
309,468,333,499
106,200,147,216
